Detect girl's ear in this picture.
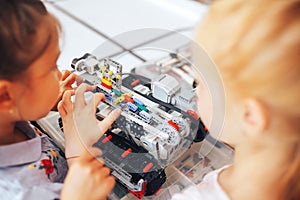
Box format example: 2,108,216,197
0,80,14,112
242,98,269,137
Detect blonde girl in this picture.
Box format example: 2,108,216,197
173,0,300,199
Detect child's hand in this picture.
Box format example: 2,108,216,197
52,70,83,111
61,148,115,200
58,83,121,159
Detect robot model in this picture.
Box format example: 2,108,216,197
69,53,207,198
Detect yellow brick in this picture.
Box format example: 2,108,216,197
102,78,112,86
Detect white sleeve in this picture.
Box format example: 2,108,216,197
171,167,230,200
172,185,207,200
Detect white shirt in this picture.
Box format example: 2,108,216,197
0,122,68,200
172,165,230,200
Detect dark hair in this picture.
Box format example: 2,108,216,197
0,0,60,79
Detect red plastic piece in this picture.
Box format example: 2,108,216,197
143,162,154,173
187,110,199,120
101,82,112,90
124,95,134,103
128,182,147,199
121,148,132,158
168,120,179,131
102,135,112,144
131,79,140,87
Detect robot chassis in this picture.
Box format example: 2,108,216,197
69,53,207,198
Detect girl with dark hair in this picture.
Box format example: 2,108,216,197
0,1,119,199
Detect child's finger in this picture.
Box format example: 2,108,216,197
62,73,77,86
88,93,105,112
75,75,83,86
74,84,95,108
62,90,74,113
96,176,115,198
95,166,110,183
61,70,72,80
57,100,67,116
93,156,105,168
99,108,122,132
87,147,103,159
96,166,111,179
87,156,106,174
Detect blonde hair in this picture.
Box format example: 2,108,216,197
196,0,300,199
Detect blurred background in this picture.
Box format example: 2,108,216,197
44,0,210,71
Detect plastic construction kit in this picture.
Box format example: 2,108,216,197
42,52,208,199
69,53,208,198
